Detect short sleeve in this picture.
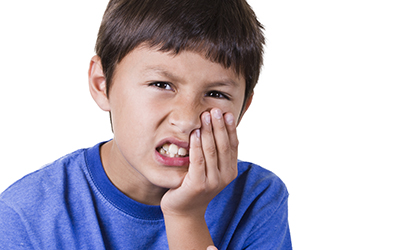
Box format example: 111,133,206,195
243,194,292,250
0,200,34,249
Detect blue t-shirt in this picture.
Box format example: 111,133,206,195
0,142,292,249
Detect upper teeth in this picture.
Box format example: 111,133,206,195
159,143,188,158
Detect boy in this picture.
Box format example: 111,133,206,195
0,0,291,249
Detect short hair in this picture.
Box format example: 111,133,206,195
95,0,265,111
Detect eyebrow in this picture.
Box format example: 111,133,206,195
207,79,239,88
143,66,181,81
143,66,240,87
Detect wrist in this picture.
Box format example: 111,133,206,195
161,199,208,219
162,209,206,222
164,212,214,250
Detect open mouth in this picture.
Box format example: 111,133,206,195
157,143,189,158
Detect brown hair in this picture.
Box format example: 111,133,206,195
95,0,264,111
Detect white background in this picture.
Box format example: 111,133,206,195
1,0,399,249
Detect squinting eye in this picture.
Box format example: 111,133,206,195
151,82,173,90
206,91,231,100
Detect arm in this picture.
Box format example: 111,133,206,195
0,201,34,249
243,195,291,250
161,109,238,250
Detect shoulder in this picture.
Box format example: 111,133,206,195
0,145,103,248
208,161,292,248
0,148,88,210
236,160,288,198
212,160,289,217
233,161,291,248
234,161,289,217
231,161,289,228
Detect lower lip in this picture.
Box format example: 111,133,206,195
154,150,190,167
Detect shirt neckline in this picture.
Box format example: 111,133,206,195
85,141,164,221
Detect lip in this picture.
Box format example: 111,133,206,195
154,137,190,167
155,150,190,167
156,137,189,150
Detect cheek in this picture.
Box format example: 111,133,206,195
113,102,165,146
110,97,145,138
221,102,244,122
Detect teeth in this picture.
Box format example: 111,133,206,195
159,143,188,158
178,147,187,156
169,144,179,155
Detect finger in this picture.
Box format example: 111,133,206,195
210,109,238,181
188,129,206,183
200,111,219,184
224,112,239,159
224,112,239,178
210,108,231,164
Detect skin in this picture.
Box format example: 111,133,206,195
89,45,252,249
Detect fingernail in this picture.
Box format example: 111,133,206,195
195,129,200,138
212,109,222,119
225,113,235,125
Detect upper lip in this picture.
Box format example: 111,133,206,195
156,137,190,150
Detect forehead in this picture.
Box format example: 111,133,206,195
115,45,245,88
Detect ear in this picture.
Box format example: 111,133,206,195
237,92,253,126
88,55,110,111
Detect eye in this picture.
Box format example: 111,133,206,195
206,91,231,100
150,81,173,91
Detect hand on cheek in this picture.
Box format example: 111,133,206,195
160,108,239,217
199,109,238,193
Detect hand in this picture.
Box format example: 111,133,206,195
160,108,239,217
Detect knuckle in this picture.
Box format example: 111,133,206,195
193,155,205,166
208,182,220,191
224,165,238,182
232,168,238,179
194,182,207,193
205,144,217,156
222,173,236,186
231,138,239,149
219,144,230,155
215,121,226,130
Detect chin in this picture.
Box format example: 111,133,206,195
152,169,187,189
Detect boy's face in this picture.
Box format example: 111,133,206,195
90,45,250,191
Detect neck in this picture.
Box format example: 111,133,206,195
100,140,167,206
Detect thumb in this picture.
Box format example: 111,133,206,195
207,246,218,250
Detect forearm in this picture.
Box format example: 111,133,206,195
164,213,214,250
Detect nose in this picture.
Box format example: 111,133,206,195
168,98,203,135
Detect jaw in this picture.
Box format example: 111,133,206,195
102,140,187,204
